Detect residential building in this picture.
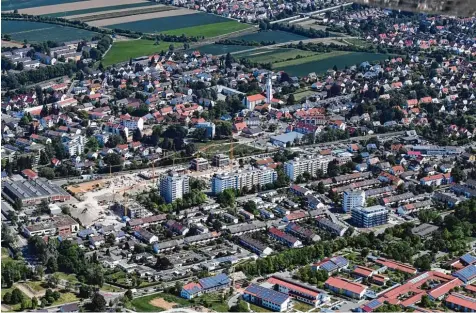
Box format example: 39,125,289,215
165,220,190,236
284,156,333,181
239,235,273,256
243,284,291,312
195,122,216,139
190,158,209,171
453,265,476,284
285,222,320,242
316,217,348,237
159,171,190,203
268,227,302,248
343,190,366,213
351,205,388,228
212,154,230,167
134,228,158,244
211,167,277,195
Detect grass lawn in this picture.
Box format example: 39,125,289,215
292,301,314,312
51,292,78,306
55,272,79,284
344,38,371,47
163,21,250,38
273,51,350,68
293,90,316,100
244,48,317,64
25,280,45,292
100,284,122,292
195,139,230,150
250,303,272,312
1,286,14,298
102,40,172,66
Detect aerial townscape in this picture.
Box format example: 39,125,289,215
1,0,476,312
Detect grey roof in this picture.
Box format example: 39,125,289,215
2,177,69,201
227,221,266,234
411,223,439,237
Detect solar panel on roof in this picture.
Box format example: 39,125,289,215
199,273,229,290
245,284,289,305
366,299,382,309
454,265,476,281
461,253,476,265
321,261,338,272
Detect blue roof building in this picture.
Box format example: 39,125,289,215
243,284,291,312
460,253,476,266
312,256,349,273
452,265,476,284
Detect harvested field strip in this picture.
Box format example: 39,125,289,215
237,48,317,64
44,2,158,18
16,0,146,15
73,5,176,22
164,21,251,38
273,51,350,68
102,12,229,32
2,0,81,12
89,8,197,27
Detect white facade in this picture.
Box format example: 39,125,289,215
159,171,190,203
284,156,333,181
63,135,85,156
211,167,277,194
343,190,366,213
121,117,144,131
266,77,273,107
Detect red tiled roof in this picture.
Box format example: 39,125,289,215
445,293,476,311
375,258,416,274
21,169,38,179
325,277,367,295
247,94,266,102
267,276,319,299
353,266,374,277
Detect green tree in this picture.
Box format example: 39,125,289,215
217,189,236,207
38,167,55,180
85,137,100,152
90,293,106,312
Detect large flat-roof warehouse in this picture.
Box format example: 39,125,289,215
2,177,71,206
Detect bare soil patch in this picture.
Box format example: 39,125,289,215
18,0,147,15
149,297,177,310
87,8,196,27
66,179,105,194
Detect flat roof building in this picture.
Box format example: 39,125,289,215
2,177,71,206
351,205,388,228
190,158,209,171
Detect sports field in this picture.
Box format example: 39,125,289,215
102,39,173,66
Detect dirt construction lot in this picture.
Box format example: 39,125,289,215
66,179,105,194
18,0,147,15
87,8,197,27
149,298,177,310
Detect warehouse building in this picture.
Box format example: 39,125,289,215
2,177,71,206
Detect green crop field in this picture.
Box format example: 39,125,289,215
192,44,251,55
44,2,159,18
238,48,317,64
1,20,98,43
106,13,230,34
103,40,173,66
234,30,308,43
164,21,250,38
274,51,389,76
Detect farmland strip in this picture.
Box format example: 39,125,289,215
72,6,176,22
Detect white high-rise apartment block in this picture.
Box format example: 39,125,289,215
284,155,333,181
343,190,366,213
159,171,190,203
211,167,277,195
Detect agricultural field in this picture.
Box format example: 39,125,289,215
235,48,317,64
193,44,252,55
1,0,80,11
101,12,246,38
90,9,198,28
164,21,250,38
44,2,158,18
102,39,173,66
1,20,98,43
15,0,148,15
72,5,176,23
234,30,309,44
274,51,389,76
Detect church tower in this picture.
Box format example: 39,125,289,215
266,76,273,108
